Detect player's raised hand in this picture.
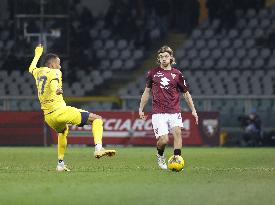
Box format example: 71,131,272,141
139,109,147,120
192,111,198,125
35,44,43,56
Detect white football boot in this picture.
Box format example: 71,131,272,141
156,154,167,170
56,161,71,172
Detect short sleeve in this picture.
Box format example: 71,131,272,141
178,72,188,93
146,70,153,88
49,70,61,91
50,78,59,91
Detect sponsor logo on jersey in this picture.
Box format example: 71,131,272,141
154,71,164,77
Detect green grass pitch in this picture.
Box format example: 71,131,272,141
0,147,275,205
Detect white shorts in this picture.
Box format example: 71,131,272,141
151,113,183,138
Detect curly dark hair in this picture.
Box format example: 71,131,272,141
156,45,176,65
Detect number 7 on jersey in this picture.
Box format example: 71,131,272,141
37,76,47,95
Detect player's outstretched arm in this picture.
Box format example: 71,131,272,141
139,87,151,120
183,91,198,124
29,44,43,73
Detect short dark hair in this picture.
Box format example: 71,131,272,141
43,53,59,67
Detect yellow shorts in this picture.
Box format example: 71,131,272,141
44,106,89,133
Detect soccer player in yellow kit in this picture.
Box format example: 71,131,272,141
29,44,116,171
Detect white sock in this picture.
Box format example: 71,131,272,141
58,160,64,166
95,144,102,151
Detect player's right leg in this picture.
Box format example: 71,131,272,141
169,113,184,157
152,114,169,169
56,125,71,172
171,126,182,156
86,113,116,158
44,112,71,172
61,106,116,159
156,135,169,169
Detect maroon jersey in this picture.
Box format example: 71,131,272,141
146,67,188,114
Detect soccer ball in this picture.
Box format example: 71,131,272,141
168,155,185,172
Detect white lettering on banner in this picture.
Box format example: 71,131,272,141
70,118,186,131
103,118,152,131
144,120,152,130
182,119,190,130
104,119,117,130
132,119,145,130
114,119,122,130
119,119,131,130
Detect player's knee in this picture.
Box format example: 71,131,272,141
163,138,169,144
96,115,102,120
61,125,69,134
88,113,102,122
93,118,103,125
158,135,169,145
173,127,182,138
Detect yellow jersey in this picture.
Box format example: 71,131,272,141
29,66,66,115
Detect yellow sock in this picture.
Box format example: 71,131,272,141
58,125,68,160
92,119,103,145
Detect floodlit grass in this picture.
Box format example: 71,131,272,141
0,147,275,205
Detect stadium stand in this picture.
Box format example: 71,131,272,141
0,1,274,115
0,0,171,111
117,4,275,126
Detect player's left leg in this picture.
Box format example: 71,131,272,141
86,113,116,158
171,126,182,156
62,106,116,158
56,125,70,172
169,113,184,157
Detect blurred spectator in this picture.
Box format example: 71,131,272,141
268,29,275,49
184,0,199,35
172,0,199,34
219,0,236,32
0,0,9,20
232,0,265,11
207,0,236,32
238,108,262,146
154,0,170,36
206,0,222,23
256,27,275,49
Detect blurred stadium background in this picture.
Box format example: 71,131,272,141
0,0,275,146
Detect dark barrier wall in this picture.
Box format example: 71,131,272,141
0,112,46,145
0,112,219,146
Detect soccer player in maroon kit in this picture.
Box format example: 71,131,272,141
139,45,198,169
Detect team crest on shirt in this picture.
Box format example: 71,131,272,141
171,73,176,79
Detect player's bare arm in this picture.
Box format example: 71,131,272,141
56,88,63,95
183,91,198,124
139,87,151,120
49,78,63,95
29,44,43,73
